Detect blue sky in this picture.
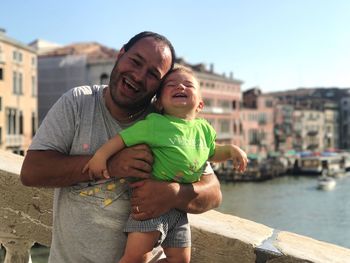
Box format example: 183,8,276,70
2,0,350,92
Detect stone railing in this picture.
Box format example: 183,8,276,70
1,150,350,263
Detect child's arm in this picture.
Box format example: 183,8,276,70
209,144,248,172
82,134,126,180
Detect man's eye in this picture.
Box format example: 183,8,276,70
149,72,159,80
131,58,141,66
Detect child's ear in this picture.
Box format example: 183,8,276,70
196,100,204,113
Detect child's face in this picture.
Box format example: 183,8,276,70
159,70,203,118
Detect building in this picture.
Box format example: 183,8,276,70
338,90,350,149
269,87,345,151
31,42,118,123
241,88,275,156
0,28,38,155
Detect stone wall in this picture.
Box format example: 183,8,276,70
1,150,350,262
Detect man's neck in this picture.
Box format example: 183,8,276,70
104,88,147,123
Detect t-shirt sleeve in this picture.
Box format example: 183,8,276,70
29,90,77,154
205,121,217,158
119,118,152,147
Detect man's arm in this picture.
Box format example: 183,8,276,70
20,144,153,187
130,172,222,220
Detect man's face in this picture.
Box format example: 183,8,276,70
108,37,172,110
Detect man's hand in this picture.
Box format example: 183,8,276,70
107,144,153,180
129,172,222,220
129,179,179,220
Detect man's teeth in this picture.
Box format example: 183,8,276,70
125,79,139,91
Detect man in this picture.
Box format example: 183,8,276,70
20,31,222,262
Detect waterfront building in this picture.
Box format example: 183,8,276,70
0,28,38,155
292,109,325,152
274,104,294,152
339,91,350,149
270,88,345,151
241,87,275,156
32,42,118,124
176,59,244,147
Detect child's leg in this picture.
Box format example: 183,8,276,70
119,231,160,263
157,247,191,263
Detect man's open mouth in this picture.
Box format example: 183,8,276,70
123,77,140,92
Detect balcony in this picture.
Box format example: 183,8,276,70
307,130,318,136
5,134,23,147
201,106,232,115
1,150,350,262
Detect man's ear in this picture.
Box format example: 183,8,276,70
196,100,204,113
117,47,126,60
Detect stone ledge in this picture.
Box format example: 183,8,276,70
1,150,350,263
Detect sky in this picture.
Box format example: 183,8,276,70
2,0,350,92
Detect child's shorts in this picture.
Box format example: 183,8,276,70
124,208,191,248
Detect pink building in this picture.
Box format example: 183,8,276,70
188,63,244,147
241,88,275,156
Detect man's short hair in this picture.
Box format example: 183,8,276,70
123,31,176,71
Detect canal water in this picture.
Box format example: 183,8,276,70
217,175,350,249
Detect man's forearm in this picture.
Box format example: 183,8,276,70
20,150,91,187
176,173,222,214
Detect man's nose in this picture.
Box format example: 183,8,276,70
132,67,147,83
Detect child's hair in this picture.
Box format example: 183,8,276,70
156,64,195,99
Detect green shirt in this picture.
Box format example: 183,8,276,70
120,113,216,183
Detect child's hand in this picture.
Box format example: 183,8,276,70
82,156,110,181
230,145,248,173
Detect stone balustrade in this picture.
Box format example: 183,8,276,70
1,150,350,263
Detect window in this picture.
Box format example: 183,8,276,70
13,71,18,94
12,71,23,95
32,76,37,96
19,111,23,135
0,97,2,111
0,127,2,145
219,120,230,133
31,112,37,137
265,100,273,107
32,57,36,67
13,50,23,63
0,68,3,80
203,98,213,107
232,100,236,109
6,108,23,135
233,122,237,134
18,72,23,94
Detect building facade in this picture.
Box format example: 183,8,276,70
33,42,118,123
241,88,275,156
191,64,244,147
0,29,38,155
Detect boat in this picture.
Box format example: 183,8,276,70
298,153,345,176
317,175,336,191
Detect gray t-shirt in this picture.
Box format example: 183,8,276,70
30,85,153,262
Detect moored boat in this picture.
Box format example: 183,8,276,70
317,175,336,191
